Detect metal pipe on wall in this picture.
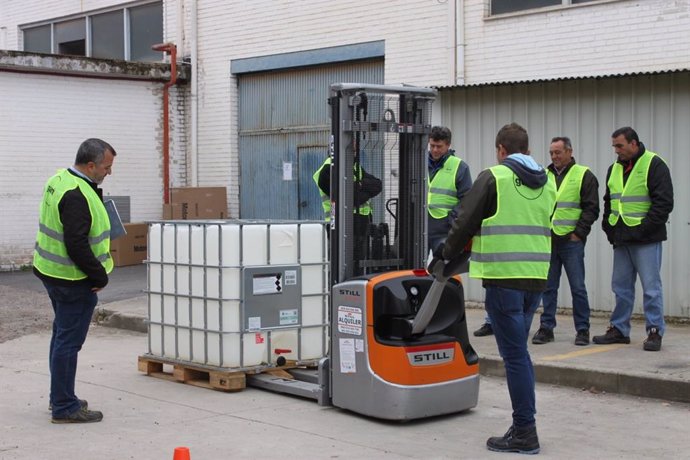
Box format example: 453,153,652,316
151,42,178,204
190,0,198,186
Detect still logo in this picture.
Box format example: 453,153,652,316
406,346,454,366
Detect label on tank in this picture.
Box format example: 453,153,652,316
279,309,298,325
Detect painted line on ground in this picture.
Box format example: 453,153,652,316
540,344,629,362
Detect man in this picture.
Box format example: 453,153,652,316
33,138,116,423
442,123,555,454
593,127,673,351
427,126,472,252
313,155,382,271
532,137,599,346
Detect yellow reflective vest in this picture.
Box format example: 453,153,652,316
548,164,588,236
470,165,556,280
312,157,372,222
428,156,461,219
33,169,113,280
608,151,656,227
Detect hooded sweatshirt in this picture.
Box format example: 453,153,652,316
442,153,549,291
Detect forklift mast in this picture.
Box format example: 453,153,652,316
328,83,436,284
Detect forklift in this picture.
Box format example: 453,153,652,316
248,83,479,420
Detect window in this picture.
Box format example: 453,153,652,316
21,1,162,62
23,24,51,54
55,18,85,56
129,2,163,61
491,0,602,15
91,10,124,60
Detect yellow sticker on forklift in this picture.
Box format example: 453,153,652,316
337,306,363,336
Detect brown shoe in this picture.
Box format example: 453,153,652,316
52,407,103,424
643,327,662,351
592,326,630,345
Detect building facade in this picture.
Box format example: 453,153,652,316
1,0,688,317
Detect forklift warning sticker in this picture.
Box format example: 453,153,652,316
339,338,356,373
337,306,363,336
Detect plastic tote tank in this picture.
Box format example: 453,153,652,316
147,220,329,368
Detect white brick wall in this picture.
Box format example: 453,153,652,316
0,72,166,269
462,0,690,84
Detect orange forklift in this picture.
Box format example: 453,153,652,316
248,83,479,420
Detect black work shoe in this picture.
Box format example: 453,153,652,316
487,425,540,455
575,329,590,346
49,399,88,412
473,323,494,337
643,327,662,351
531,327,554,345
51,407,103,424
592,326,630,344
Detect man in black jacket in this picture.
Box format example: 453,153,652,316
442,123,555,454
593,127,673,351
532,137,599,346
34,138,116,423
315,157,382,273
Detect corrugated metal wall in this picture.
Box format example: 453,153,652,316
238,60,384,219
437,72,690,318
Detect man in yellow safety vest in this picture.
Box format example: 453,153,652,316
442,122,555,454
532,137,599,347
33,138,116,424
313,156,381,271
593,127,674,351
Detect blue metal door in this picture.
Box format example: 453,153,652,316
298,146,327,220
238,60,384,219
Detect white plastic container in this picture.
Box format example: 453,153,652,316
147,220,328,369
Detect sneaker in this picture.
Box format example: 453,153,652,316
592,326,630,345
51,407,103,424
49,399,88,412
643,327,662,351
574,329,590,346
532,327,554,345
487,425,540,455
473,323,494,337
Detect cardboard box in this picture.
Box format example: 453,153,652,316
163,187,228,220
110,223,148,267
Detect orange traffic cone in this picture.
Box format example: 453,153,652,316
173,446,190,460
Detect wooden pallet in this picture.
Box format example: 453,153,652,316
138,355,246,392
137,355,313,392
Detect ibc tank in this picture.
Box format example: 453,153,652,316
147,220,328,368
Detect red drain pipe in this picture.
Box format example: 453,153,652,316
151,43,178,204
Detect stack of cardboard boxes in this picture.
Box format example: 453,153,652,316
110,187,228,267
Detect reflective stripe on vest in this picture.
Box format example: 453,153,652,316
427,156,461,219
607,151,656,227
469,165,556,280
312,157,372,221
548,164,588,236
33,169,113,280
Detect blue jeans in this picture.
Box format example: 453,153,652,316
610,243,665,337
43,281,98,417
540,239,590,332
485,285,541,428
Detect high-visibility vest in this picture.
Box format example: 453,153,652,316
33,169,113,280
548,164,588,236
312,157,372,222
607,151,657,227
428,156,461,219
470,164,555,280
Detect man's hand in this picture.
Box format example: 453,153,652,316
91,287,102,293
570,233,581,242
